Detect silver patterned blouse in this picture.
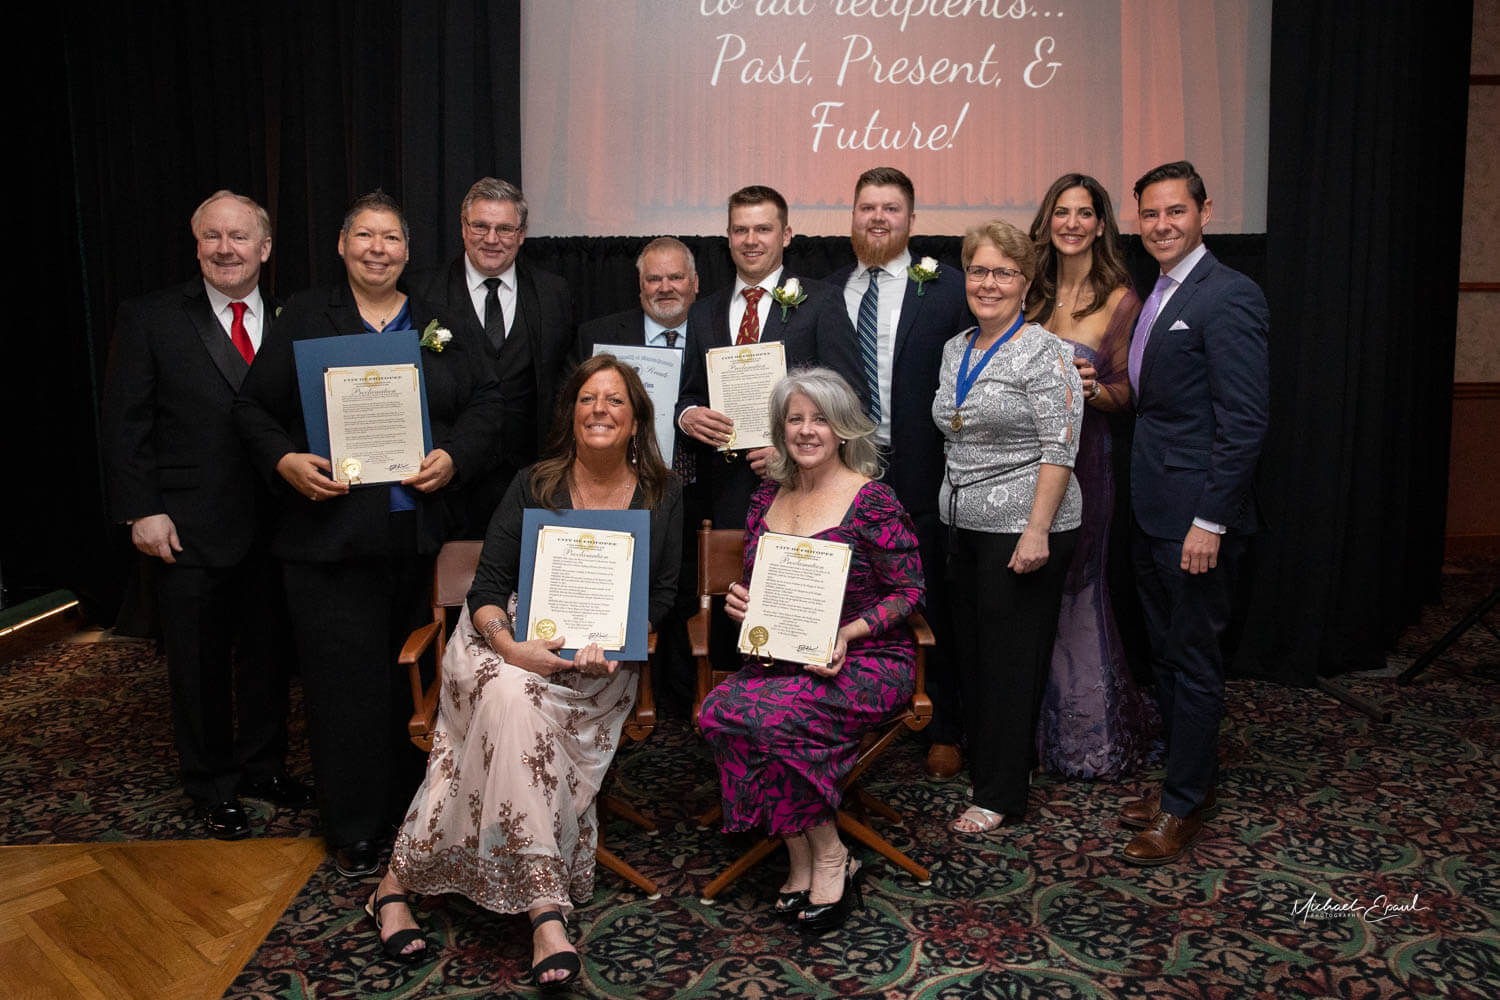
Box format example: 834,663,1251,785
932,322,1084,534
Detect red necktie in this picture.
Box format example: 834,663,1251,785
229,301,255,365
736,287,764,346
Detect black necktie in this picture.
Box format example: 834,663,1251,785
663,329,678,348
482,277,505,352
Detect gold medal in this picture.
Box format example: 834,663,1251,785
951,413,963,431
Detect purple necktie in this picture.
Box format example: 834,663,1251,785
1128,274,1174,399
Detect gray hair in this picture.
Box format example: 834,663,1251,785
190,190,271,241
461,177,528,228
635,236,696,275
766,367,881,488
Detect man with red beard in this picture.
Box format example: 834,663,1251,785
827,167,973,779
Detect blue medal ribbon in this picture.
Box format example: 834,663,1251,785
954,312,1025,414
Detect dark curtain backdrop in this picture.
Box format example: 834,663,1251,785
7,2,1472,685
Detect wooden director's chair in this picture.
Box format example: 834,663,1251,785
687,521,934,904
397,539,662,899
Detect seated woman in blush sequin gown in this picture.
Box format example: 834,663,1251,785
700,367,923,937
360,355,682,989
1025,173,1152,779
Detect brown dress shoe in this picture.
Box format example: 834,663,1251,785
1119,788,1218,830
926,743,962,780
1121,810,1203,866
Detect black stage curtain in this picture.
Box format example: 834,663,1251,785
10,2,520,615
1236,2,1472,681
9,4,1473,687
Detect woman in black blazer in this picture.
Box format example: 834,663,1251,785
234,191,502,877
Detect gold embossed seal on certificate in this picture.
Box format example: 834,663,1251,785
338,457,363,485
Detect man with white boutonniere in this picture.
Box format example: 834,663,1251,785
826,167,974,782
676,184,867,532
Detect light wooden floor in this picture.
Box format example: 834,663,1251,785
0,837,324,1000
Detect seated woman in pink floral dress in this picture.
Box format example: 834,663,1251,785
700,367,924,936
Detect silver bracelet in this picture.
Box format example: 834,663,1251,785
479,612,513,643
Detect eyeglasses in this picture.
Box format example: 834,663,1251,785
964,265,1025,285
464,220,524,240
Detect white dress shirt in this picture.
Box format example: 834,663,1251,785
843,248,909,446
203,282,266,352
464,257,517,339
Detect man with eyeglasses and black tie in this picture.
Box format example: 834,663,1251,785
412,178,574,535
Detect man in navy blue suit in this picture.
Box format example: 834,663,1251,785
676,185,864,531
826,167,973,779
1118,161,1269,865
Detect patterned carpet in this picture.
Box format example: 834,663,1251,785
2,564,1497,999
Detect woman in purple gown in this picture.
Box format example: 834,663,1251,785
1025,174,1152,778
700,367,923,936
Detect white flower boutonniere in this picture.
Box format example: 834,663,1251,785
419,319,453,353
771,277,808,321
908,257,940,296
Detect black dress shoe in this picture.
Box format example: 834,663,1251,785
199,799,251,840
773,889,811,921
334,840,381,878
797,857,866,936
240,773,314,808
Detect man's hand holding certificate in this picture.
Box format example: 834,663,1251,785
734,532,852,667
705,342,787,451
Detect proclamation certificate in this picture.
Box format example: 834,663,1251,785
593,344,682,462
525,524,636,653
738,532,852,666
705,341,786,451
324,363,426,485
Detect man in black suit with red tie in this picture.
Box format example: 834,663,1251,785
411,178,574,535
676,185,865,531
826,167,974,780
101,190,309,839
1118,161,1269,865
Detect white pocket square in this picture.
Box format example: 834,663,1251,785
1169,319,1191,331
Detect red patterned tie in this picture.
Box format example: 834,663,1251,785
736,287,764,345
229,301,254,364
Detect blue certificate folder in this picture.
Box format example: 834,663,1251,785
515,507,651,661
292,332,434,478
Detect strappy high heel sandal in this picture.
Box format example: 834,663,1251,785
527,909,581,990
364,891,430,965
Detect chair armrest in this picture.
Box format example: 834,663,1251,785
398,621,442,665
909,611,935,647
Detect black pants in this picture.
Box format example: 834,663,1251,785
282,528,431,848
1132,523,1245,817
154,551,291,804
949,527,1077,817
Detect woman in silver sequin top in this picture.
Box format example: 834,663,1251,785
932,220,1084,837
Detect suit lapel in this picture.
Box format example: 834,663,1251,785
891,272,924,368
182,281,249,391
513,265,541,371
763,276,797,341
446,259,485,343
1139,252,1215,396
